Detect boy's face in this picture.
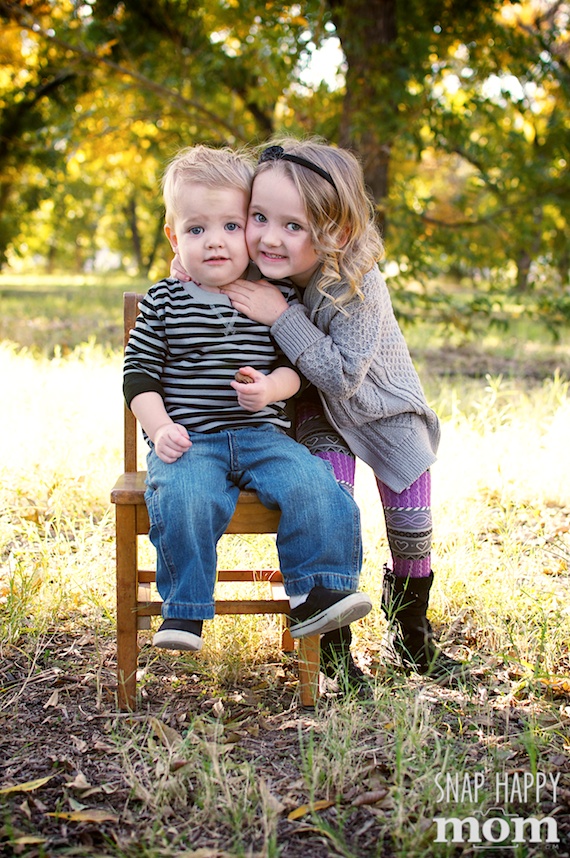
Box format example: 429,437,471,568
165,184,250,291
246,169,321,287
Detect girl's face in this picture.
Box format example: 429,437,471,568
246,169,321,287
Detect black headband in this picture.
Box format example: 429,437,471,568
258,145,338,192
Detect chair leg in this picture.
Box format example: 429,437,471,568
116,505,139,711
281,616,295,653
297,635,321,708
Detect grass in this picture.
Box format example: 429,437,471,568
1,279,569,856
0,273,148,355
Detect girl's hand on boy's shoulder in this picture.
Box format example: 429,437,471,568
170,252,191,282
220,279,289,325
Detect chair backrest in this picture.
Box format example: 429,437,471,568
123,292,145,473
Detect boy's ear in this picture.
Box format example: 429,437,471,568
164,223,178,252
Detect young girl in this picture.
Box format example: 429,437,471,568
173,136,466,689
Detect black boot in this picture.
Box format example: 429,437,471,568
381,568,469,683
320,626,374,700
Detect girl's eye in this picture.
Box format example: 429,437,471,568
286,222,302,232
251,212,267,224
189,226,203,235
225,222,240,232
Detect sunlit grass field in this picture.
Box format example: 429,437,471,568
1,328,568,673
1,276,569,856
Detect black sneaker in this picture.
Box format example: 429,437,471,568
153,619,204,651
290,586,372,639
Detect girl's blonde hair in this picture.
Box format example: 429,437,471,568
254,136,384,307
162,145,254,225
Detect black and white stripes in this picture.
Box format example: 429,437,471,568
123,277,297,434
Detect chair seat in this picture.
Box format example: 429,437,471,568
111,473,281,535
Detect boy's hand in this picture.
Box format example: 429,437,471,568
170,252,191,282
234,370,255,384
220,279,289,325
231,367,273,412
153,422,192,463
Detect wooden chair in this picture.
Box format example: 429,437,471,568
111,292,320,710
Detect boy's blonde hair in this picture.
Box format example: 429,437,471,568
255,136,384,307
162,145,255,225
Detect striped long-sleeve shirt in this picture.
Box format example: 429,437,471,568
123,276,299,434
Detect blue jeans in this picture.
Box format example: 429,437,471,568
145,424,362,620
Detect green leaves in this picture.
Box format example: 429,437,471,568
0,0,568,333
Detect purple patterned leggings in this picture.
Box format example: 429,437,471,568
296,390,432,579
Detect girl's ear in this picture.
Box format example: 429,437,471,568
338,226,350,248
164,223,178,252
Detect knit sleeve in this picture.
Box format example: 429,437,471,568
270,269,390,400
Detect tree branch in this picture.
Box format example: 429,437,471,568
1,1,248,141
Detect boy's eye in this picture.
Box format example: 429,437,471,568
189,226,203,235
225,222,240,232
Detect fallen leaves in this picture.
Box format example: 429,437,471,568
0,776,56,795
537,675,570,696
43,689,59,709
287,799,335,820
350,788,390,807
46,809,119,823
286,786,391,820
0,771,121,833
149,716,184,750
66,771,116,797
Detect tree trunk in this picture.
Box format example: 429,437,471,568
45,243,57,275
0,181,13,266
124,193,144,273
515,208,544,293
515,250,532,293
144,215,167,277
328,0,398,234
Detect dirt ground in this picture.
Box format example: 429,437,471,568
418,342,570,381
1,632,393,857
2,630,570,858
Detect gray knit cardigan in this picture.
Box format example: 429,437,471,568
271,265,441,493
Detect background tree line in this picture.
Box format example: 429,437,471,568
1,0,569,333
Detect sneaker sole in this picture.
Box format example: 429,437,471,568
152,629,203,651
290,594,372,639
